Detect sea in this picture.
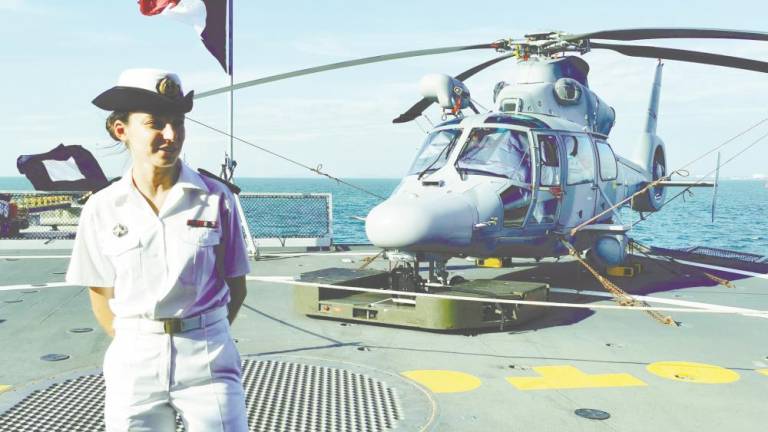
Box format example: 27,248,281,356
1,177,766,257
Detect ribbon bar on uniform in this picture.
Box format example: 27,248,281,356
187,219,218,228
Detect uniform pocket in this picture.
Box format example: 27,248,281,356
101,234,141,285
183,228,221,247
102,333,136,388
180,228,221,286
206,321,242,382
102,233,141,255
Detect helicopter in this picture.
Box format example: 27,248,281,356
196,28,768,290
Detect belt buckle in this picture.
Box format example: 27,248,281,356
162,319,182,334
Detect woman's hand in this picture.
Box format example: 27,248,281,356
89,287,115,337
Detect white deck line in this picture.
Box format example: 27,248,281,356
258,252,380,258
647,255,768,280
248,276,768,318
549,288,768,318
0,282,73,292
0,252,383,260
5,251,764,282
0,255,71,259
3,277,765,319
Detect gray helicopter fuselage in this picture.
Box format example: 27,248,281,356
365,111,653,259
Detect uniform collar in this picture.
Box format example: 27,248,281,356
175,161,209,193
112,161,209,205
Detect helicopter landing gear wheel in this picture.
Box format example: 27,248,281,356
389,264,423,292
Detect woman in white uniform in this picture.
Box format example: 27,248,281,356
66,68,251,432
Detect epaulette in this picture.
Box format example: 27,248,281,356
197,168,241,194
77,176,122,205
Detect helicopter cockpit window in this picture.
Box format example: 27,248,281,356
564,134,595,185
456,128,531,183
595,140,618,180
537,134,560,186
407,129,462,176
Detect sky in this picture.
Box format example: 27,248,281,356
1,0,767,180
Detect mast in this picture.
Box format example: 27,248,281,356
227,0,235,181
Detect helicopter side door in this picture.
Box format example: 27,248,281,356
530,133,562,226
593,138,620,222
558,133,598,228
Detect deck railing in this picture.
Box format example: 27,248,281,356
0,191,333,251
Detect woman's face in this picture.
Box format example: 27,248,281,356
114,112,185,169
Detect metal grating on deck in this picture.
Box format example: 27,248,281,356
650,245,767,264
0,359,402,432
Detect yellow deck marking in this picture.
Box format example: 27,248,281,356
756,368,768,377
506,365,647,390
401,370,481,393
646,361,740,384
0,385,11,394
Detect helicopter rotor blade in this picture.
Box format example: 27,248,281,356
591,42,768,74
565,28,768,42
194,43,497,99
392,53,516,124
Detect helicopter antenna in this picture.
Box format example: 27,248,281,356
711,152,721,223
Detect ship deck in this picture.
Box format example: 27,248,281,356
0,240,766,431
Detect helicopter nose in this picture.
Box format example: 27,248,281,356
365,194,476,249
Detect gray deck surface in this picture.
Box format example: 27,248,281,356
0,240,766,431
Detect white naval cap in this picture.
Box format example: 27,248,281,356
92,68,194,114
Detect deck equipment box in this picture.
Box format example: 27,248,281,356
294,268,549,330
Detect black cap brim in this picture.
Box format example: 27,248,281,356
92,86,194,114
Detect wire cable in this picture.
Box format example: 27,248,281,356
185,116,387,200
676,116,768,172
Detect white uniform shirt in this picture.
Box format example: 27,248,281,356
66,162,251,319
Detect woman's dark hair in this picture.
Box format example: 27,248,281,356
105,111,130,141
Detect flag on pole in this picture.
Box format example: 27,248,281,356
139,0,232,74
17,144,110,192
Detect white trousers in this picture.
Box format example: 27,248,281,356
104,317,248,432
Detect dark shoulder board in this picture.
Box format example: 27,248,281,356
197,168,242,194
76,176,122,205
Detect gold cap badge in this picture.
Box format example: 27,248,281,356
156,77,182,100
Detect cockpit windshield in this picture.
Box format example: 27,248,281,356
407,129,462,176
456,128,531,183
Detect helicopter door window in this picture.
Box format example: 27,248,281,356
537,134,560,187
532,196,559,224
456,128,531,183
595,140,618,180
407,129,462,176
565,134,596,185
500,185,531,227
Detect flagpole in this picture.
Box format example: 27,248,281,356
227,0,234,181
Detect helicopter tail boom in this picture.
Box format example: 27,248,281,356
644,62,663,135
631,62,667,212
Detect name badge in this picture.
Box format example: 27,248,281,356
187,219,218,228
